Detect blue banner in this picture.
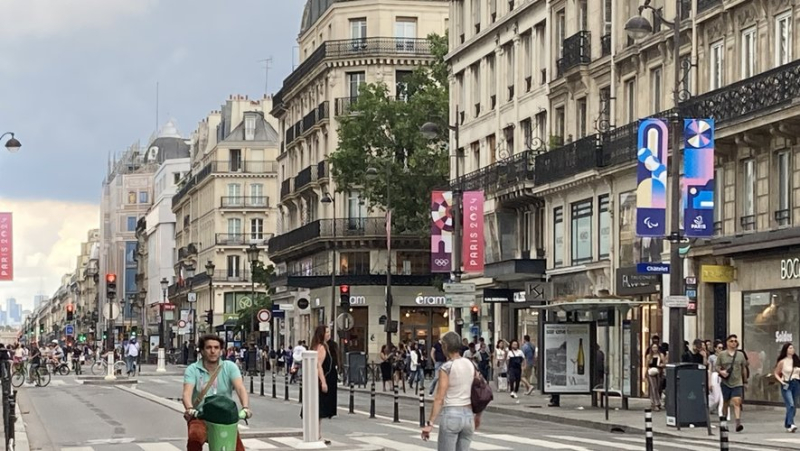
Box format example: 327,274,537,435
636,119,669,237
683,119,715,237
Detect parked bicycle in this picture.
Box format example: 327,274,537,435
90,358,126,376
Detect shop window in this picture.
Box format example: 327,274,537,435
598,195,610,259
340,252,369,275
618,191,637,267
571,199,593,264
553,207,564,267
396,252,429,275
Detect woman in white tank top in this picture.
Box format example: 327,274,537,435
774,342,800,432
421,331,478,451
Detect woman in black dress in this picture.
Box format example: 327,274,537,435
380,345,393,391
311,325,337,444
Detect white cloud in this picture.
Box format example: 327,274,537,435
0,0,157,40
0,198,98,313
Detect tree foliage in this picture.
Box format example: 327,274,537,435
328,33,450,233
236,261,275,333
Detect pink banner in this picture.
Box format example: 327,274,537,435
0,213,12,281
430,191,453,273
462,191,485,273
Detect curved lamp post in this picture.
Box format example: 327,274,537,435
246,244,261,345
204,259,215,349
157,277,169,372
0,133,21,153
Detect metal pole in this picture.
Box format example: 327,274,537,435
393,384,400,423
349,383,355,414
331,200,337,344
284,371,289,401
645,409,654,451
300,350,323,446
419,391,425,427
369,377,376,418
719,415,729,450
668,0,685,364
260,371,265,397
452,121,463,336
385,163,393,348
272,369,277,398
251,263,256,346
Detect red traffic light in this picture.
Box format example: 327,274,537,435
339,285,350,294
471,305,479,313
66,304,74,312
106,273,117,284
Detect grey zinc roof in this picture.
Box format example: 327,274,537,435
301,0,338,33
148,136,190,163
221,112,279,144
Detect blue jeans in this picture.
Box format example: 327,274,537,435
437,406,474,451
125,355,136,374
782,380,800,428
429,361,444,395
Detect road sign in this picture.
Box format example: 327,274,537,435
188,292,197,303
178,320,187,328
637,263,671,274
443,283,476,294
238,297,253,309
524,282,553,301
257,309,271,323
297,299,310,309
446,294,475,308
161,303,176,311
336,313,355,331
664,295,689,308
65,324,74,336
259,322,270,332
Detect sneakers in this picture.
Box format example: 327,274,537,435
510,392,518,399
525,386,535,396
789,425,797,433
735,422,744,432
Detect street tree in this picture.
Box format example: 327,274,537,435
235,260,275,333
328,33,450,233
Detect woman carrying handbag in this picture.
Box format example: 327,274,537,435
646,344,666,411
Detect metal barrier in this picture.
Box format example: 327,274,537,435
2,361,16,451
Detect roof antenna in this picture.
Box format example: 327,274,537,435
259,57,273,95
155,81,160,134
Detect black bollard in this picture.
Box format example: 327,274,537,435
369,379,376,419
7,389,15,445
719,415,729,451
644,409,653,451
260,371,265,397
272,370,277,399
299,376,303,404
349,383,355,414
249,372,254,394
419,391,425,427
393,384,400,423
284,372,289,401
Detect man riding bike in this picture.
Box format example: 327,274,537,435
182,334,252,451
47,341,64,368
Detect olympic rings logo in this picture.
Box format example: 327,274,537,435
434,259,450,266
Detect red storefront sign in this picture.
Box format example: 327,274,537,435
462,191,484,273
0,213,13,281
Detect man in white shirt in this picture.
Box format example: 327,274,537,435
125,338,140,376
291,340,306,383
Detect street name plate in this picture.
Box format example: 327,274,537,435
446,294,475,308
443,283,476,294
664,295,689,308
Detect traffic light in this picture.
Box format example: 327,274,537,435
339,285,350,308
130,327,137,338
39,325,44,334
205,309,213,327
470,305,479,323
102,331,107,340
78,334,86,343
106,273,117,299
66,304,74,322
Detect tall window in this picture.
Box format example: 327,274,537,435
576,98,587,138
523,31,532,89
535,23,546,84
598,195,611,259
505,43,514,100
227,218,242,236
250,184,265,206
714,167,724,229
710,40,724,90
396,70,413,101
471,0,481,32
347,191,365,229
138,191,148,204
578,0,588,31
347,72,365,99
535,111,547,142
741,27,757,79
778,151,791,223
251,218,264,240
743,159,755,217
457,71,466,111
522,211,534,254
471,64,481,115
126,216,137,232
521,118,532,149
776,12,792,66
227,255,241,278
571,199,593,264
651,67,662,112
350,18,367,40
228,183,242,207
625,78,636,123
553,207,564,267
554,106,565,143
603,0,612,35
244,115,256,141
556,10,565,58
340,252,370,275
395,18,417,51
487,56,496,107
229,149,242,172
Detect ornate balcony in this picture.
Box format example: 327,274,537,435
295,165,313,190
215,233,269,246
458,150,536,196
280,178,293,199
556,31,591,77
534,135,599,185
317,161,327,180
220,196,270,208
335,97,359,116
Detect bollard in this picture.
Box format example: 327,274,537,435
104,352,116,381
644,409,653,451
299,376,303,404
393,384,400,423
300,351,324,446
250,372,254,394
260,371,265,397
349,383,355,414
284,372,289,401
272,370,277,399
419,391,425,427
719,416,729,451
7,389,16,447
369,379,376,419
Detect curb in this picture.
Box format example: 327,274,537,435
82,379,139,385
13,401,30,451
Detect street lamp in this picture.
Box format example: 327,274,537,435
321,192,338,344
157,277,169,372
246,244,261,345
366,164,394,348
0,132,21,153
421,119,464,336
205,259,215,343
185,264,196,363
627,0,685,363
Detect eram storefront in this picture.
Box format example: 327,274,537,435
306,285,449,359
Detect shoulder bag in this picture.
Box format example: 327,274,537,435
470,360,493,414
193,363,223,408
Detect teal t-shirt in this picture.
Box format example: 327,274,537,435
184,360,242,405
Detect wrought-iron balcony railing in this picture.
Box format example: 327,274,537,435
210,160,278,174
209,270,255,283
285,125,295,144
280,178,293,198
272,37,433,110
268,217,414,255
335,96,359,116
220,196,270,208
215,233,270,246
534,135,599,185
295,165,313,190
601,34,611,57
317,161,327,179
556,31,591,77
457,150,537,195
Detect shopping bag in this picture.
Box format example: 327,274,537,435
497,376,508,392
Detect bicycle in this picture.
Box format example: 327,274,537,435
46,360,70,376
11,363,51,388
91,358,126,376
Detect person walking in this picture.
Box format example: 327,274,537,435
520,335,535,395
429,339,447,395
408,343,423,391
646,343,665,410
717,334,749,432
309,326,336,445
506,339,524,399
421,331,480,451
125,338,140,377
494,340,508,392
773,342,800,432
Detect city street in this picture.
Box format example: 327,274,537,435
11,370,780,451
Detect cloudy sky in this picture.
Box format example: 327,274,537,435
0,0,303,311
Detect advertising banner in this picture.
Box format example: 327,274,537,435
636,119,669,237
430,191,454,273
683,119,715,237
462,191,485,273
542,322,593,394
0,213,12,281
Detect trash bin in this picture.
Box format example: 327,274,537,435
665,363,708,427
346,352,367,387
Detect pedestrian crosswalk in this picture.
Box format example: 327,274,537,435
60,436,346,451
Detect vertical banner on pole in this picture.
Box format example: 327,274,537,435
636,119,669,237
683,119,715,237
462,191,485,273
0,213,12,281
430,191,454,273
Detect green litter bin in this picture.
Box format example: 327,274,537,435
197,395,245,451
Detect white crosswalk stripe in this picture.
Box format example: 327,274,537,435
481,435,591,450
240,438,278,449
61,447,94,451
49,379,67,386
271,436,344,448
616,436,718,451
137,443,183,451
768,437,800,444
547,435,643,450
405,434,510,450
148,378,168,384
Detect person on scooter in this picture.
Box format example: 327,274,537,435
182,334,252,451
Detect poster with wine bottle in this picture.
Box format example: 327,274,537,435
542,323,593,394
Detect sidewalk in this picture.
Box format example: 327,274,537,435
341,381,800,449
136,363,185,376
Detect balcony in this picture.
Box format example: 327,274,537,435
556,31,591,77
173,159,275,208
209,270,255,283
458,150,536,196
335,96,359,116
220,196,270,209
295,165,313,190
534,135,599,185
272,37,433,112
215,233,270,246
317,161,327,180
601,34,611,57
280,178,293,199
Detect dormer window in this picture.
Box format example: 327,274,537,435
245,115,256,141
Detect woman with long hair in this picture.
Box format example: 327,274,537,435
494,340,508,392
646,343,666,411
506,339,524,399
774,342,800,432
310,325,337,444
421,331,479,450
380,344,393,391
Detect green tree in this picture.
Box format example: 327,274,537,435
328,33,450,233
235,261,275,333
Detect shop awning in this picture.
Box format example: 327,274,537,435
530,297,657,315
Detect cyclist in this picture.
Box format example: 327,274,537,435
28,344,42,383
182,334,252,451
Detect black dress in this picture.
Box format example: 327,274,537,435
319,347,338,419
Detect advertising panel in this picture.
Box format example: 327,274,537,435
542,322,593,394
636,119,669,237
431,191,454,273
683,119,715,237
